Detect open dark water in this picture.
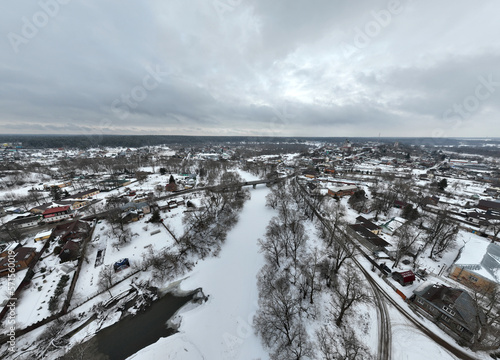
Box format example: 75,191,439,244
94,293,193,360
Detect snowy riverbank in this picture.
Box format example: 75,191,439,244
128,184,274,360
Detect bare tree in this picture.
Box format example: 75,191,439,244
110,226,134,250
425,210,458,259
36,317,72,355
391,177,415,204
298,248,321,304
392,224,422,268
28,189,44,206
266,183,296,225
288,220,308,269
485,219,500,243
0,216,25,242
258,223,284,269
263,214,306,264
370,189,396,220
331,264,371,326
471,286,500,351
316,221,355,280
15,193,35,212
180,186,248,258
401,204,420,221
141,248,192,284
97,265,114,296
326,202,346,234
61,338,104,360
348,189,368,213
316,324,373,360
37,318,65,344
265,188,280,209
254,273,312,360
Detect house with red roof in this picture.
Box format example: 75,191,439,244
392,270,415,286
41,205,73,223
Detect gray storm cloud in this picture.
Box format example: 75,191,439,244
1,0,499,137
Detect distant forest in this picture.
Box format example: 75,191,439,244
0,134,498,150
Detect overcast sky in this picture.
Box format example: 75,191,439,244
1,1,499,138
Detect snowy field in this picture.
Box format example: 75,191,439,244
390,304,460,360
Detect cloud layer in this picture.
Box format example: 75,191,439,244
1,0,499,137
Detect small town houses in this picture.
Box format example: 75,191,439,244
34,230,52,242
41,205,73,224
52,220,91,244
347,223,390,253
0,139,499,356
449,240,500,294
51,220,91,262
5,215,40,229
65,188,100,200
327,184,358,198
31,199,90,214
0,244,37,277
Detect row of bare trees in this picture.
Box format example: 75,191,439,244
471,287,500,351
254,182,373,359
179,175,249,259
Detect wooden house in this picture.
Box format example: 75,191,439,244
449,240,500,293
0,247,37,276
412,284,484,345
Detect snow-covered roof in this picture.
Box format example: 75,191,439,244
380,217,406,232
455,236,500,283
456,235,490,265
393,216,407,224
34,230,53,239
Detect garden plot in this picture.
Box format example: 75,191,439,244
13,240,74,327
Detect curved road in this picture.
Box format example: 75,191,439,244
295,177,478,360
367,273,477,360
294,177,392,360
354,257,392,360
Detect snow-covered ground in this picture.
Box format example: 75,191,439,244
357,255,491,360
2,158,498,359
128,185,273,360
389,304,460,360
0,238,69,328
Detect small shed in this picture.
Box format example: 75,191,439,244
34,230,53,242
121,210,139,223
392,270,416,286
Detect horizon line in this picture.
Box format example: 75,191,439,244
0,134,499,140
